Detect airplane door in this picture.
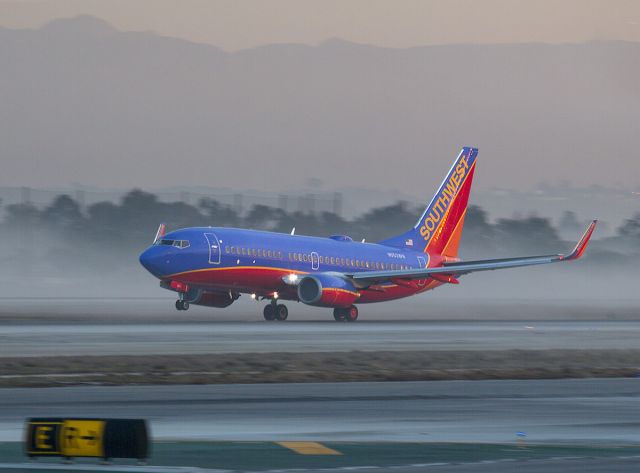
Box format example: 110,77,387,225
311,252,320,271
204,233,221,264
416,255,427,287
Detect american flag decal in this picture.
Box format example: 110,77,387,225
406,239,414,246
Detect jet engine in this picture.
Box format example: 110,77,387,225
297,274,359,308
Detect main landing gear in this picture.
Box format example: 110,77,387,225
333,305,358,322
175,300,189,311
263,299,288,321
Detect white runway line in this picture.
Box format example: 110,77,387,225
0,463,231,473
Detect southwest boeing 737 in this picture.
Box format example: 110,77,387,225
139,147,597,321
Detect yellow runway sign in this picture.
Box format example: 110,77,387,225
26,421,63,456
59,420,105,457
25,418,148,461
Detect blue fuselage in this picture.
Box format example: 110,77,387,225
139,227,441,303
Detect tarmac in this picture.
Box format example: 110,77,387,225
0,379,638,443
2,320,640,357
0,379,639,472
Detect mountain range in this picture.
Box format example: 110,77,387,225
1,15,638,194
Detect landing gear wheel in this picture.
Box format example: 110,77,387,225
345,305,358,322
333,308,346,322
175,300,189,311
275,304,288,321
263,304,275,321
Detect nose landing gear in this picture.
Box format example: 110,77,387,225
175,300,189,311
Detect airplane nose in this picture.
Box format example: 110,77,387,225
139,248,153,272
139,247,165,277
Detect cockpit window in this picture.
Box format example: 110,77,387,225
154,239,189,248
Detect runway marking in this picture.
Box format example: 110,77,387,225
0,463,230,473
277,441,342,455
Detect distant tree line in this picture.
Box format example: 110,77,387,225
0,189,638,271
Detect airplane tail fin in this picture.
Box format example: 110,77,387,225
379,147,478,257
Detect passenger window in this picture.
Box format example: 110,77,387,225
267,250,272,258
319,256,323,263
225,246,230,253
302,254,308,262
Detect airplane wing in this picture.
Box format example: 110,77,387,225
347,220,597,287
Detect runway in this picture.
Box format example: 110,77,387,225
1,320,639,357
0,378,638,443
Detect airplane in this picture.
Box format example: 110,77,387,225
139,147,597,322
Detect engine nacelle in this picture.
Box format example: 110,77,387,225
297,274,359,308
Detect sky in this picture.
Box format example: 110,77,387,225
1,0,639,51
0,0,638,200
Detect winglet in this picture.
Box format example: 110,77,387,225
562,220,597,261
153,223,167,243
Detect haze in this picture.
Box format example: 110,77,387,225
2,0,640,51
0,1,639,192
